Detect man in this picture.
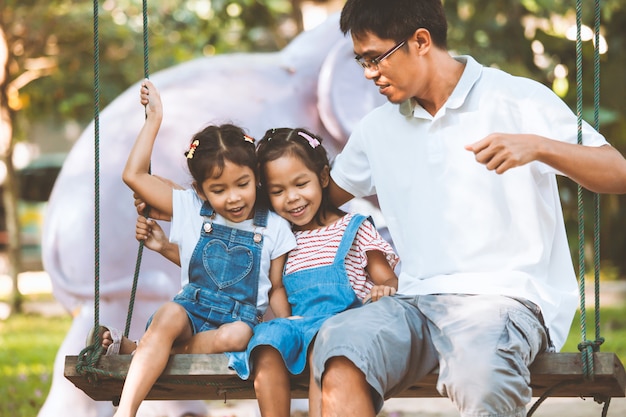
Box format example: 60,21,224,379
312,1,626,416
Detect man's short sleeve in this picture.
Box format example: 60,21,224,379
331,124,376,198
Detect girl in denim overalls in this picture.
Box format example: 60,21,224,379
115,80,296,417
227,128,400,417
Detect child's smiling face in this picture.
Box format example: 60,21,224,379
264,154,327,231
197,160,257,223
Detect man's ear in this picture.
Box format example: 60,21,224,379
192,181,207,201
320,165,331,188
412,28,432,54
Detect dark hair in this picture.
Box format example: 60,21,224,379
256,128,344,227
184,124,257,185
340,0,448,49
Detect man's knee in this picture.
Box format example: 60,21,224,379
321,356,377,417
322,356,365,392
324,356,353,376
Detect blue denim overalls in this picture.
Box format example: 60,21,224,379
173,201,268,334
227,214,366,378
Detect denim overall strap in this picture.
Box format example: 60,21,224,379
282,214,364,318
199,200,214,217
252,204,269,228
332,214,368,267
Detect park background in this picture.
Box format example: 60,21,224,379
1,0,626,416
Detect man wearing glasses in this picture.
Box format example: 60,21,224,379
312,1,626,417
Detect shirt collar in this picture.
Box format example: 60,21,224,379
399,55,482,117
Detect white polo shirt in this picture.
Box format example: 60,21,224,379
331,55,607,350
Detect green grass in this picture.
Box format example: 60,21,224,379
562,305,626,362
0,302,625,417
0,313,72,417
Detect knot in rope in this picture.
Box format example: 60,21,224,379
577,338,605,354
577,337,605,381
76,343,104,383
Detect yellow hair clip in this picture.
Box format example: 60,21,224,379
187,140,199,159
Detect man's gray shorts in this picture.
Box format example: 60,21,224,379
312,294,548,417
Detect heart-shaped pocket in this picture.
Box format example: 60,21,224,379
202,240,254,289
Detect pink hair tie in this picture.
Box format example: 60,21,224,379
298,131,320,148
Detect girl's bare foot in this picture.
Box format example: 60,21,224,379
100,328,138,355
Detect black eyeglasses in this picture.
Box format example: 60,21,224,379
355,39,407,71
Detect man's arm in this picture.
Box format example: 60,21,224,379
466,133,626,194
328,178,356,208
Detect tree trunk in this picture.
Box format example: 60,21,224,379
0,23,23,314
3,151,22,313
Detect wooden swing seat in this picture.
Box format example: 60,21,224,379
65,351,626,402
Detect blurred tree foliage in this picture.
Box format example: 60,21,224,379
1,0,626,277
3,0,302,125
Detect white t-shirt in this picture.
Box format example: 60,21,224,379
170,188,296,313
331,55,608,350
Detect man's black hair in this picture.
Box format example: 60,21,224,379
340,0,448,49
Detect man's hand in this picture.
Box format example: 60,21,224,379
465,133,540,174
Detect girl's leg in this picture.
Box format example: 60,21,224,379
252,346,291,417
102,319,252,356
174,321,252,354
114,302,193,417
308,349,322,417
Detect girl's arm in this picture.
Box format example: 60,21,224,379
267,254,291,318
122,79,174,217
158,242,181,266
364,250,398,302
134,175,184,221
136,216,180,266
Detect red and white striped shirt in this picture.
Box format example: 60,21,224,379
284,213,399,300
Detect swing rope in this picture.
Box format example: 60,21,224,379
74,0,104,382
75,0,150,381
530,1,609,414
124,0,151,340
592,0,603,347
575,0,605,383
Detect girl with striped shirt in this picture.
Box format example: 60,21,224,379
227,127,399,417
